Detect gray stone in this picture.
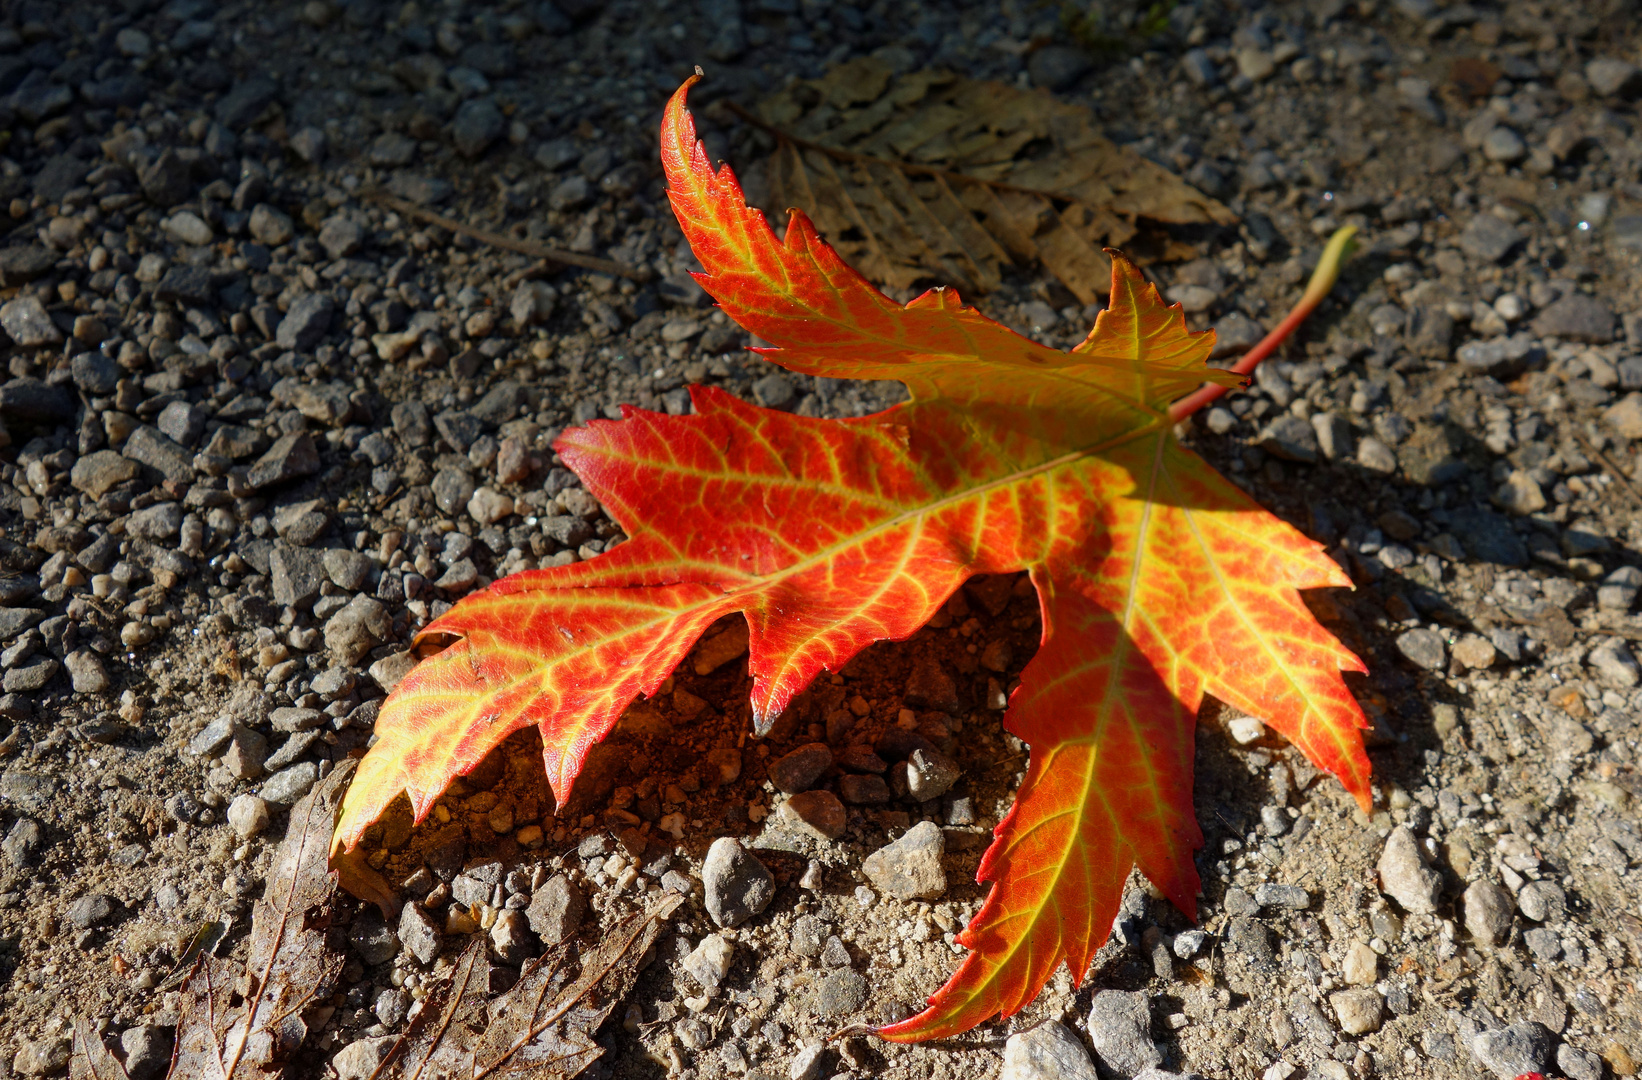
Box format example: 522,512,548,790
261,761,319,804
369,652,418,693
155,400,205,446
375,988,411,1028
811,969,868,1018
791,914,828,957
525,873,584,944
1462,880,1513,944
70,352,120,394
1000,1021,1100,1080
1330,988,1385,1034
1492,469,1545,516
1517,880,1566,924
1310,412,1353,460
1405,305,1454,358
861,821,946,900
269,707,325,733
549,174,591,212
1557,1044,1604,1080
1089,990,1162,1076
470,382,526,426
1377,825,1441,913
164,210,214,246
780,790,847,840
332,1037,397,1080
903,747,961,801
216,77,278,129
319,215,365,260
1028,44,1093,90
1523,927,1562,961
1470,1022,1553,1079
0,295,63,347
1588,638,1640,689
0,377,74,424
276,293,335,351
125,427,197,486
433,558,478,592
903,657,962,712
205,424,263,460
66,892,118,928
288,381,354,427
370,132,418,167
0,246,56,286
1356,436,1398,474
155,265,214,306
1532,292,1615,343
271,544,326,608
261,730,317,773
63,650,110,694
128,501,183,542
227,794,270,838
349,909,399,965
510,281,556,326
431,467,476,516
489,908,531,964
788,1042,826,1080
70,452,139,499
683,933,734,989
1481,126,1526,163
248,431,320,489
399,901,442,964
120,1025,173,1080
1252,883,1309,910
1459,215,1523,263
1256,415,1319,462
1586,57,1639,96
290,126,327,164
4,659,58,693
12,1037,70,1077
249,203,294,246
839,773,891,804
1449,507,1527,566
1606,393,1642,440
3,818,45,867
324,595,390,664
453,98,504,158
769,742,832,793
702,837,775,928
139,148,192,207
1395,628,1446,671
434,410,483,452
324,549,377,591
752,373,796,410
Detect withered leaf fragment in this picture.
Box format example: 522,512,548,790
168,762,353,1080
70,1019,131,1080
742,55,1236,303
364,893,683,1079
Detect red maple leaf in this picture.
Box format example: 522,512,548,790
334,73,1370,1040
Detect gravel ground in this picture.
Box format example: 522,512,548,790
0,0,1640,1078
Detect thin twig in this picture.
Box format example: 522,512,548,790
1574,430,1642,508
361,187,648,280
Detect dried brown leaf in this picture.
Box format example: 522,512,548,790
168,762,354,1080
70,1020,131,1080
367,893,683,1080
735,55,1236,304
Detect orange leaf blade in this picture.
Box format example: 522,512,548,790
883,574,1200,1041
